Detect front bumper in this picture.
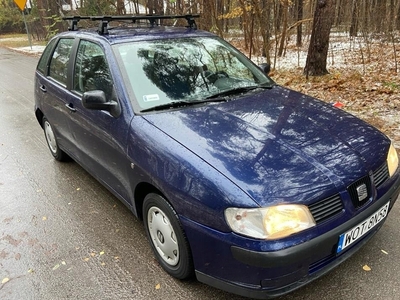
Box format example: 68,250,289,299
182,171,400,299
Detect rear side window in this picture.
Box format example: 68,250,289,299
49,38,74,86
37,38,57,75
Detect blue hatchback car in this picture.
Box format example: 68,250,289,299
34,15,400,298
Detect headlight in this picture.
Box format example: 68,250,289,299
387,143,399,177
225,205,316,240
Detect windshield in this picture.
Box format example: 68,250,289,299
113,36,273,112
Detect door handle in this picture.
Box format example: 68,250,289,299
65,103,77,112
39,84,47,92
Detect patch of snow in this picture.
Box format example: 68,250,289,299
11,45,46,56
1,37,26,42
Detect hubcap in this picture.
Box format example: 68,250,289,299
44,121,57,154
147,206,179,266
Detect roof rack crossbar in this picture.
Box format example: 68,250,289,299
62,14,200,34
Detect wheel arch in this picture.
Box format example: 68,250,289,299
134,182,166,221
35,108,44,128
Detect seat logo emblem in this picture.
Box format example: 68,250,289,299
356,184,368,201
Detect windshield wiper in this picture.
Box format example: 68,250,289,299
206,84,273,99
140,97,228,113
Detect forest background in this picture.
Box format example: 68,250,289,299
0,0,399,149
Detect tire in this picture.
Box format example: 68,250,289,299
143,193,194,280
42,117,69,162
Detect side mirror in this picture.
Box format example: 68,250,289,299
82,90,121,117
259,63,271,75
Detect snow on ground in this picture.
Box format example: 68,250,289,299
11,45,46,56
248,32,397,72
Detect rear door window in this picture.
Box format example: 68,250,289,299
49,38,74,86
37,38,57,75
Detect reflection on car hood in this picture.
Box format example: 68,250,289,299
143,86,389,206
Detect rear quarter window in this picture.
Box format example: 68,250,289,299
37,38,57,75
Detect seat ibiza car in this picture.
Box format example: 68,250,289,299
34,15,400,299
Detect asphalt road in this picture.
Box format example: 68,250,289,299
1,46,400,300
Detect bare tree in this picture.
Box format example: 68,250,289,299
397,0,400,30
277,0,288,57
296,0,303,46
304,0,335,77
116,0,125,14
349,0,359,37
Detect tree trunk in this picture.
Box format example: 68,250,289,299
389,0,395,32
335,0,342,26
147,0,163,15
201,0,213,31
116,0,126,14
397,0,400,30
255,0,272,62
238,0,250,50
296,0,303,46
275,1,284,31
349,0,359,37
304,0,335,77
278,0,288,57
372,0,386,32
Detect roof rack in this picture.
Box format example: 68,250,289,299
63,16,91,31
63,14,200,35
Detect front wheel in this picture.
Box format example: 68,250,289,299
42,117,69,161
143,193,194,280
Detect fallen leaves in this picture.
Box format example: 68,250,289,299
52,261,66,271
360,249,390,272
155,283,161,290
362,265,371,271
1,277,9,284
82,249,108,266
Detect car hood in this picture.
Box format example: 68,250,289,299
142,86,389,207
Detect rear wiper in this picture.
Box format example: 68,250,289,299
140,97,228,113
207,84,273,99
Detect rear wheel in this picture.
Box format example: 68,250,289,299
143,193,194,280
42,117,68,161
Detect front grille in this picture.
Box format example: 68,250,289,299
373,162,389,188
308,194,343,224
347,175,372,208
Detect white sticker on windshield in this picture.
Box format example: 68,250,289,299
143,94,160,102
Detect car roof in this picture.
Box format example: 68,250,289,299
57,14,216,45
59,27,216,44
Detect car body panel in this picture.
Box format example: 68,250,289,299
143,86,390,207
35,73,76,153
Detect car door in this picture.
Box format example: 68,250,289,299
66,39,133,203
36,37,76,153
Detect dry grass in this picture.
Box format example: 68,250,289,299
0,34,46,48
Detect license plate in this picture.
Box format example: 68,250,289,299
337,202,390,253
